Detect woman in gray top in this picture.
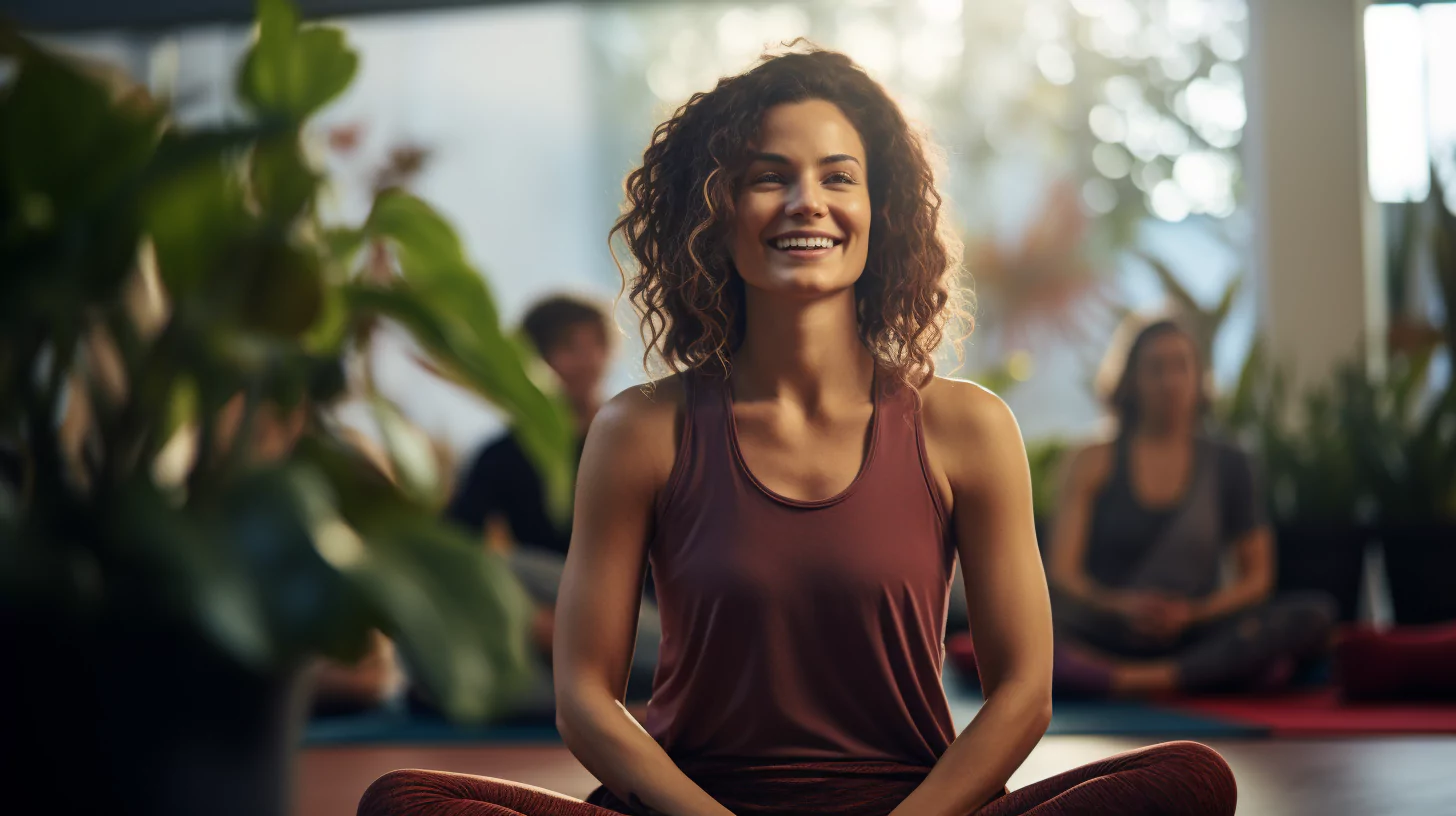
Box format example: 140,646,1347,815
1045,319,1336,696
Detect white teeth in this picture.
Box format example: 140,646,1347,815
773,236,837,250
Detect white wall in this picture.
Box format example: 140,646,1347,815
1245,0,1380,392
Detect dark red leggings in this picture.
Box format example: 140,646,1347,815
357,740,1235,816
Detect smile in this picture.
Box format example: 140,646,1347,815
766,233,844,259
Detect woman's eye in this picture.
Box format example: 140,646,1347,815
825,172,856,184
753,172,785,185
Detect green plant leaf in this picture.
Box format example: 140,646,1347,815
215,463,373,663
251,135,318,223
237,0,359,121
112,481,276,670
1137,251,1199,317
1212,275,1242,327
324,227,367,270
365,191,501,329
0,40,162,219
369,394,443,508
342,514,538,723
235,238,326,337
351,192,577,522
145,156,252,296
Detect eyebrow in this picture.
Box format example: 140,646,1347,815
751,152,863,168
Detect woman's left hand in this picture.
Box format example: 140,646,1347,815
1143,597,1196,641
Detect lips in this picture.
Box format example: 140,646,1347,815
766,232,844,255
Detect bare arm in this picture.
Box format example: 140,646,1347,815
1044,444,1145,617
552,382,734,816
1191,525,1274,622
889,381,1053,816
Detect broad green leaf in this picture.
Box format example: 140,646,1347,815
303,285,351,354
237,0,359,121
362,192,574,516
251,135,318,222
344,283,577,522
365,190,502,332
323,227,366,270
235,237,326,337
112,481,275,670
216,464,372,663
343,515,537,723
145,157,252,295
369,394,442,508
0,41,162,218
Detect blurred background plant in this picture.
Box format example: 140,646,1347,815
0,0,576,811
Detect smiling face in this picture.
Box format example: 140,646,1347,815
728,99,872,299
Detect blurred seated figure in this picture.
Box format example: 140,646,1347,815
1042,319,1336,698
443,295,659,706
310,630,404,716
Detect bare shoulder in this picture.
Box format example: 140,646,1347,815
915,375,1027,497
919,375,1023,444
582,373,688,490
1063,438,1115,490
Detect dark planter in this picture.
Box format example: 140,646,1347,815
1380,521,1456,625
3,604,309,816
1273,520,1369,624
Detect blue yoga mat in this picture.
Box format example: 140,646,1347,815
307,696,1265,748
305,710,562,746
945,686,1267,738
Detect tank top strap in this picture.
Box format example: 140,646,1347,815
1106,433,1134,495
655,367,732,517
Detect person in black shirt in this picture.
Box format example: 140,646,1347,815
445,295,659,704
446,296,606,556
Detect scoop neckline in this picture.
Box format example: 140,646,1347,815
1118,433,1204,515
722,367,883,509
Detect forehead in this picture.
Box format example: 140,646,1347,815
752,99,866,162
1140,331,1197,361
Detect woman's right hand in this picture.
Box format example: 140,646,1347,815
1109,591,1190,641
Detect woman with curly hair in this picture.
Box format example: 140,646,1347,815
360,48,1236,816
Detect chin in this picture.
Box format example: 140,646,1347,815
749,265,859,297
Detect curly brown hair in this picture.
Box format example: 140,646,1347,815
610,45,970,390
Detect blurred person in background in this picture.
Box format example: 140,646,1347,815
1045,319,1336,698
361,49,1235,816
443,294,660,707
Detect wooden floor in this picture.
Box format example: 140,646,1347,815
299,735,1456,816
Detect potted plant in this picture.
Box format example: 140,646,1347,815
1222,342,1371,623
1345,164,1456,625
1339,354,1456,625
0,2,577,814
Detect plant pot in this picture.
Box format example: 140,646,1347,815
3,603,310,816
1274,520,1369,623
1380,521,1456,625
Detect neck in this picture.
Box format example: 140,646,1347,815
731,287,875,409
1132,413,1196,442
570,395,601,435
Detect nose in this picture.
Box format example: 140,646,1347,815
784,176,827,219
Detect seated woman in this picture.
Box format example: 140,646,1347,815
359,49,1235,816
1045,319,1337,698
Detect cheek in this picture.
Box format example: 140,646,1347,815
729,204,769,267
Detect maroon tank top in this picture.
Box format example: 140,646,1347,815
640,367,958,766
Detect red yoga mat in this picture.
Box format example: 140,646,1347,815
1165,688,1456,737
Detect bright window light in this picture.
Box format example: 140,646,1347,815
1425,3,1456,205
1364,3,1429,203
